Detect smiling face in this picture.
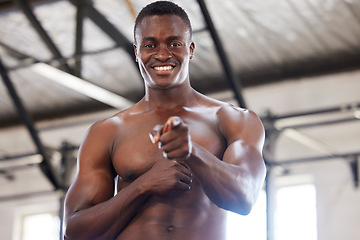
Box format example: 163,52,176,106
134,14,195,89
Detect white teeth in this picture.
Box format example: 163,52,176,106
154,66,173,71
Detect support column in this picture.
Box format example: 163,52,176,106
262,110,280,240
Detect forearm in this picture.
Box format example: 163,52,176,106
188,142,265,215
65,177,150,239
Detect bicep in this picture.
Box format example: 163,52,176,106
222,140,265,177
65,170,115,216
218,106,265,166
65,122,116,219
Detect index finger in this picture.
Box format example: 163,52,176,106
149,124,163,144
163,116,181,133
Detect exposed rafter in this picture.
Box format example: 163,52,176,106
69,0,138,67
0,57,61,190
74,0,85,78
14,0,74,73
196,0,247,108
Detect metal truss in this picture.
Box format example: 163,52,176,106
0,57,61,190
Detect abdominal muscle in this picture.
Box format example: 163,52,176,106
117,181,227,240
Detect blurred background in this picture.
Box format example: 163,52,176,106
0,0,359,239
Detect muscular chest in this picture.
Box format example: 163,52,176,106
111,113,226,182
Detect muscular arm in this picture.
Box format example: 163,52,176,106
64,119,151,239
159,106,266,215
191,106,266,215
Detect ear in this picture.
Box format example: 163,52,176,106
133,44,138,62
189,42,195,59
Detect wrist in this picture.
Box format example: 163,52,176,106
186,142,208,168
134,175,153,196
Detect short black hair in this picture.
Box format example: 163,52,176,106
134,1,192,42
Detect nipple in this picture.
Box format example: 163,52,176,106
167,225,175,232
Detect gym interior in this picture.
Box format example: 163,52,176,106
0,0,359,239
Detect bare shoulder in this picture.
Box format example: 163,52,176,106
216,104,265,149
78,107,138,166
81,117,120,152
85,106,137,140
216,104,261,126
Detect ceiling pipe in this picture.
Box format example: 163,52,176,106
266,152,360,167
270,102,360,120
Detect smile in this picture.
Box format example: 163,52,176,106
153,66,174,71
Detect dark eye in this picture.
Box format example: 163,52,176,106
169,42,182,47
144,44,155,48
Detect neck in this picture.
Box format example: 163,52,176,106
143,81,197,111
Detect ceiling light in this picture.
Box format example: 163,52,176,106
354,110,360,119
283,128,336,157
0,154,42,170
31,63,134,110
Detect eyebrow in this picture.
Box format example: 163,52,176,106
166,36,182,41
142,36,183,42
143,37,157,42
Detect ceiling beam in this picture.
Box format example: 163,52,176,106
0,57,61,189
0,42,136,127
1,41,135,110
69,0,137,66
196,0,247,108
73,0,85,78
13,0,73,73
0,0,46,10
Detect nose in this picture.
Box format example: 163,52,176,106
154,44,172,62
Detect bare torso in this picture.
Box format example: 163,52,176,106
111,103,228,239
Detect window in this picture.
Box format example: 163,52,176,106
21,212,60,240
226,181,317,240
227,190,267,240
275,184,317,240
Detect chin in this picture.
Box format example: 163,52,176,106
154,83,176,90
147,78,182,90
